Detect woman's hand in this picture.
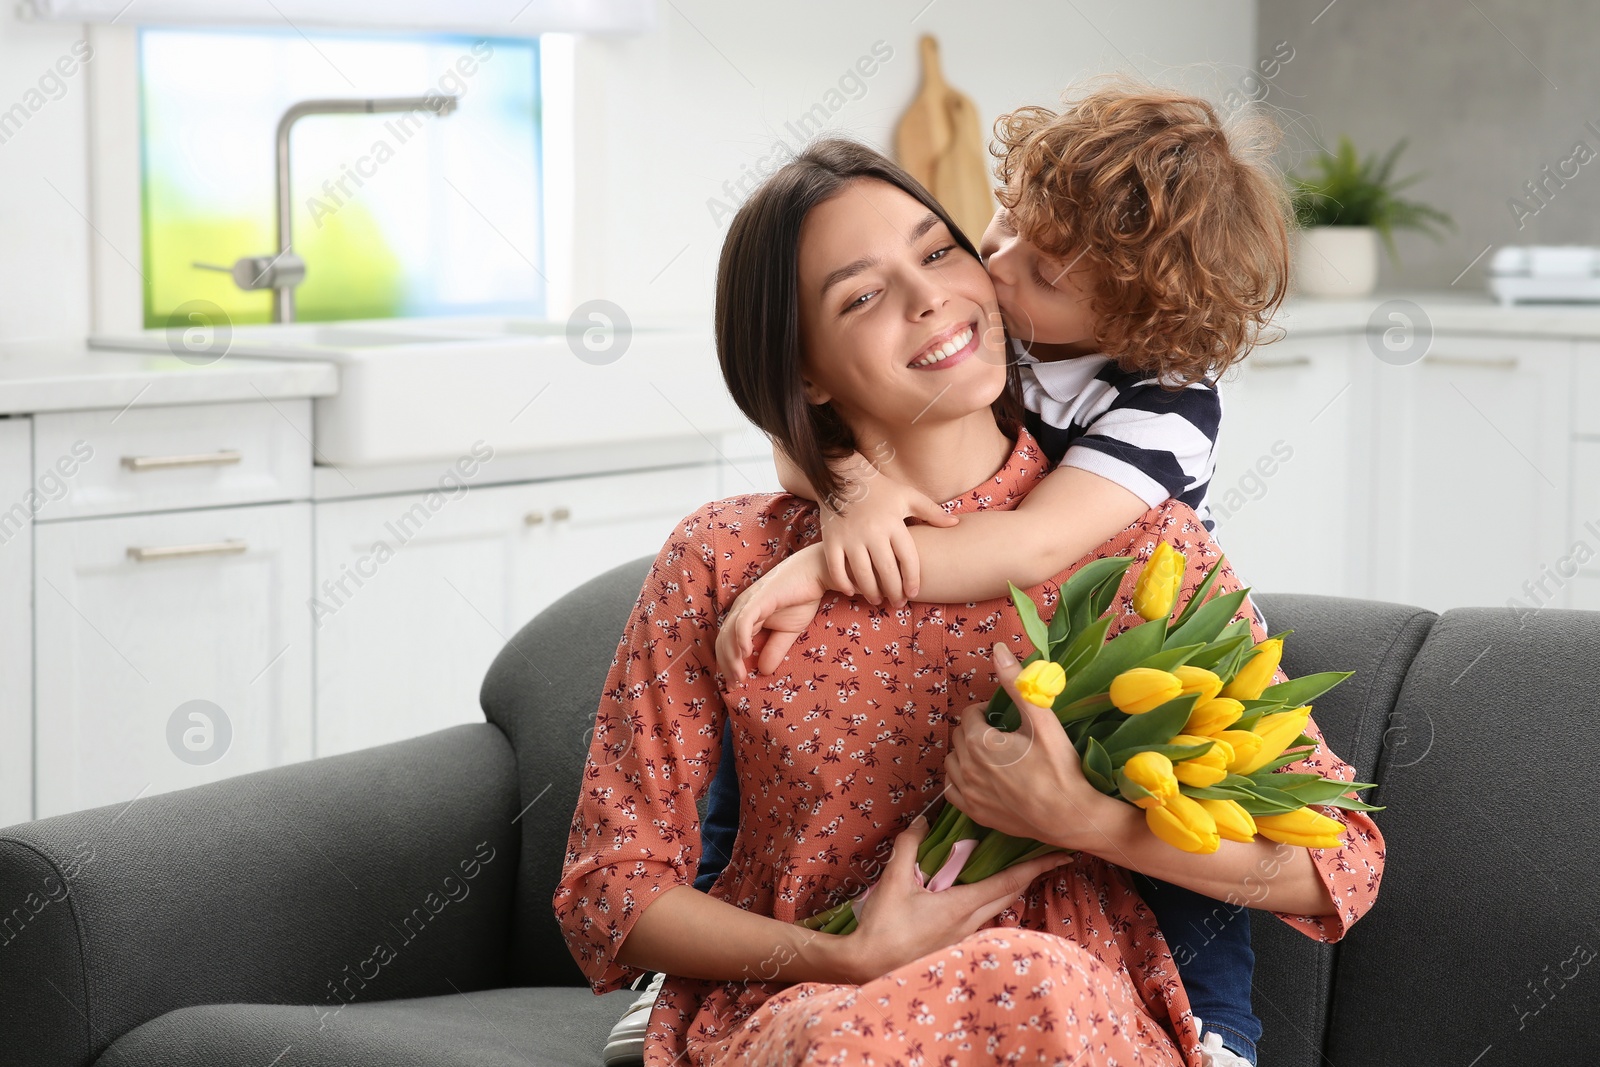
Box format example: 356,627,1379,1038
944,641,1118,850
816,473,957,607
841,812,1075,983
715,544,830,684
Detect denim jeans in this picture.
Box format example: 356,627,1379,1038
693,717,1262,1062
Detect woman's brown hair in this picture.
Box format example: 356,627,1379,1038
993,76,1291,385
715,137,1022,507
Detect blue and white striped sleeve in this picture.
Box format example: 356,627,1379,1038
1060,381,1222,506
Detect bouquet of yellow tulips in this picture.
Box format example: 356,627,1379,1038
798,544,1380,935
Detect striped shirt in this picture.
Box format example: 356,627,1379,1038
1015,345,1223,531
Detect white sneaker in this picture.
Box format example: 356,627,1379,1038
1193,1015,1254,1067
603,970,666,1066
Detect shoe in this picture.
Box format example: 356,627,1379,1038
603,970,666,1066
1193,1015,1254,1067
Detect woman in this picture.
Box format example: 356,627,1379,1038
553,139,1383,1065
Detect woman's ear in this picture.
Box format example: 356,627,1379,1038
800,375,832,406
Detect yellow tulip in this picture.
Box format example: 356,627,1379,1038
1121,751,1179,808
1132,542,1186,621
1234,706,1313,775
1110,668,1183,715
1200,799,1258,843
1173,665,1223,704
1221,638,1283,700
1185,696,1244,736
1255,806,1345,849
1145,793,1221,853
1170,734,1233,787
1015,659,1067,708
1216,729,1264,774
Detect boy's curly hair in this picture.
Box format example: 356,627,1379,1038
993,77,1291,385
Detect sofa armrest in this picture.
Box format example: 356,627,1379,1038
0,723,521,1067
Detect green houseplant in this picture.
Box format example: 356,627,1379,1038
1287,135,1454,296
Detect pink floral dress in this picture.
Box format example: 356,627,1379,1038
553,428,1384,1066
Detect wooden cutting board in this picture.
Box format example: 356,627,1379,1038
894,35,995,242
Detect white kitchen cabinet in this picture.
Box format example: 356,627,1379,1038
1370,336,1573,613
313,464,719,757
33,502,313,819
1210,333,1373,599
0,418,32,827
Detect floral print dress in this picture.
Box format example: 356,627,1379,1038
553,428,1384,1066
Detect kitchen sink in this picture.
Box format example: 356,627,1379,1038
90,317,749,467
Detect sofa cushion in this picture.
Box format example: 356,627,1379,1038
480,555,655,988
1325,605,1600,1066
1248,593,1437,1067
94,986,641,1067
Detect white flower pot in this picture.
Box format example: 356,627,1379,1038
1294,225,1379,297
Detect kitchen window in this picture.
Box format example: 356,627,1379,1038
137,27,546,326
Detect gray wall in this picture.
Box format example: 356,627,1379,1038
1257,0,1598,290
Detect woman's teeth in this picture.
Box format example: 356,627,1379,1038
910,326,973,367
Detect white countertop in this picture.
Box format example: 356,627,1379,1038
0,339,338,416
1278,291,1600,338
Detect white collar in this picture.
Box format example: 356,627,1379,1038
1013,341,1112,404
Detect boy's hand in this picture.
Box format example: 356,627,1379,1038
819,477,957,606
716,545,830,684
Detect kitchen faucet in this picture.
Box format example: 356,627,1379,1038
195,95,459,324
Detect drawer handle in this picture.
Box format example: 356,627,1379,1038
1424,355,1518,370
1253,356,1313,370
524,511,545,526
121,450,243,471
551,506,572,521
127,539,249,562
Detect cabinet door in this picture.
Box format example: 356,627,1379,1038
34,502,313,819
312,465,719,758
1210,334,1372,599
0,418,31,827
1371,336,1573,613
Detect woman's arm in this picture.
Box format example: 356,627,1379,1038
617,884,864,984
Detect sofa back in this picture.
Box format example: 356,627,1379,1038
1322,604,1600,1066
1248,593,1436,1067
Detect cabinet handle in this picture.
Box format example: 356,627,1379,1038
121,450,243,471
1253,356,1312,370
551,506,572,521
1424,355,1518,370
126,539,249,562
524,511,546,526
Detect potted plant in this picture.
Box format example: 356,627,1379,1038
1288,135,1454,297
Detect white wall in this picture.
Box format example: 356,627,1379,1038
567,0,1259,328
0,8,93,342
0,1,1256,342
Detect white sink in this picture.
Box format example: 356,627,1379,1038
91,317,751,467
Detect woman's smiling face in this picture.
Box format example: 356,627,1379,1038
795,178,1009,439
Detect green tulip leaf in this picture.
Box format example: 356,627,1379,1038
1167,555,1226,634
1102,694,1198,757
1115,769,1156,806
1008,581,1051,658
1054,617,1167,706
1117,739,1216,766
1186,629,1252,671
1136,643,1207,673
1319,795,1386,812
1054,616,1113,678
1179,783,1255,800
1083,737,1116,794
1165,587,1251,650
1259,671,1353,708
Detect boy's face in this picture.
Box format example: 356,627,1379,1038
978,207,1100,359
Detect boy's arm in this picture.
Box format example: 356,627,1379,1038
899,464,1151,602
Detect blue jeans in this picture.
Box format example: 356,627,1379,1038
693,718,1261,1064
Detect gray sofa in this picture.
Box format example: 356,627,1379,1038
3,555,1597,1066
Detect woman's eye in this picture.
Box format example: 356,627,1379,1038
845,289,877,312
924,244,955,264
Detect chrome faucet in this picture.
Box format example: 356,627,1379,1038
195,95,458,324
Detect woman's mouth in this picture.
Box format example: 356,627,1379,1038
907,321,978,370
